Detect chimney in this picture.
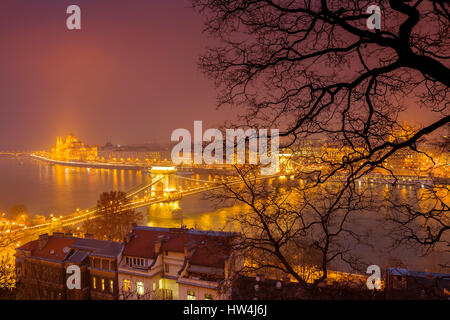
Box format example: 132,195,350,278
183,241,197,258
123,232,133,244
154,239,163,255
38,233,49,250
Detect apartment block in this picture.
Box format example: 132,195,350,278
118,226,239,300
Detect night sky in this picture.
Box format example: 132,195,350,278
0,0,233,150
0,0,438,150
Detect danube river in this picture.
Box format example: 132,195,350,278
0,155,447,273
0,155,236,229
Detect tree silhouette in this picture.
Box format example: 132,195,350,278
83,191,142,241
193,0,449,293
0,217,15,295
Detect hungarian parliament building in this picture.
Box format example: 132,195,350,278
50,134,98,161
46,134,171,164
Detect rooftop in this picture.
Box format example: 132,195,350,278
123,226,238,268
387,268,450,279
71,238,123,258
17,234,123,263
17,236,75,262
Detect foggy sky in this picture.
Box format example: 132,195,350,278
0,0,439,150
0,0,233,150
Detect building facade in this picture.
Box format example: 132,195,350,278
51,134,98,161
15,226,240,300
98,143,171,164
385,268,450,299
15,233,123,300
118,226,240,300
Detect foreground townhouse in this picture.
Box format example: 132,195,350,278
385,268,450,299
14,229,450,300
118,226,240,300
71,236,124,299
15,232,123,299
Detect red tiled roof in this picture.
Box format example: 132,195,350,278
18,240,36,251
122,227,236,268
190,242,231,269
122,229,162,259
18,237,75,262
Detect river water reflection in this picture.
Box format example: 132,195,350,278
0,156,447,273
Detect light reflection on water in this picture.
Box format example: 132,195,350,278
0,156,143,216
145,180,448,273
0,156,447,272
145,196,240,231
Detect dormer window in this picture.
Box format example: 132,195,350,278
125,256,146,268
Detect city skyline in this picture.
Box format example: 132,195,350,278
0,0,448,303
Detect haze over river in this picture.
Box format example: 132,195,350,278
0,155,447,273
0,155,236,230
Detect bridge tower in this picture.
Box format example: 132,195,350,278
149,166,177,196
279,153,293,174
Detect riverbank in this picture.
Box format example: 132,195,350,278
29,154,239,175
0,156,146,216
30,154,146,170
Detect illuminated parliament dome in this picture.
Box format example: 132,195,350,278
51,134,98,161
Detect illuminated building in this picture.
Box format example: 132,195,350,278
15,233,123,300
98,143,171,165
118,226,240,300
15,227,240,300
50,134,98,161
388,121,416,143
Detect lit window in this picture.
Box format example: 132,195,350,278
187,290,196,300
110,280,114,293
92,277,96,289
101,278,105,291
136,282,145,295
205,294,213,300
123,280,131,291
